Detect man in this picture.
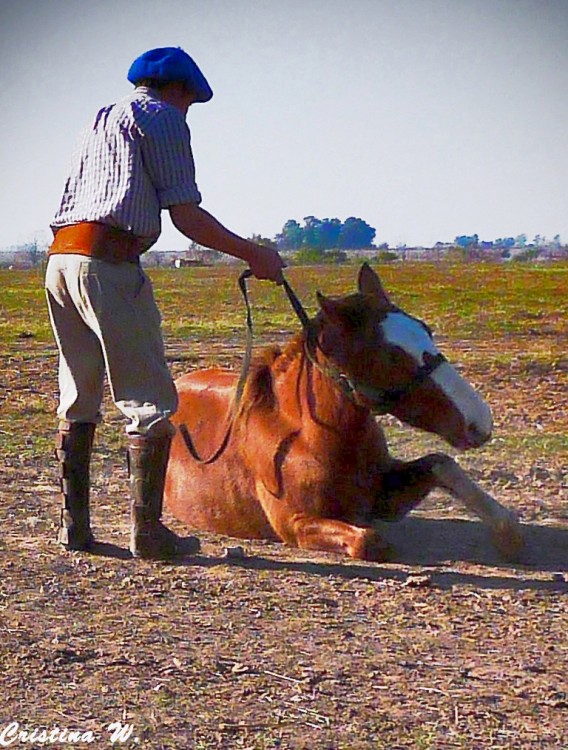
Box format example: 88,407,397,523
46,46,286,560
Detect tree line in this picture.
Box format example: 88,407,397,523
453,233,563,250
275,216,376,251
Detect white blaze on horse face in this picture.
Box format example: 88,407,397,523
380,312,492,438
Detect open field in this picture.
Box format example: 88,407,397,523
0,262,567,749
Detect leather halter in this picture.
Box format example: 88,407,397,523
303,322,447,415
280,279,448,416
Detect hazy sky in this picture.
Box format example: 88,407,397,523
1,0,567,250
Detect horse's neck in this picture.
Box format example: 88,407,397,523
274,335,370,439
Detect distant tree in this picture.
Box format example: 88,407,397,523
494,237,515,249
338,217,376,249
515,234,527,247
20,239,45,266
315,218,342,249
276,216,376,251
301,216,321,248
454,234,479,249
276,219,304,250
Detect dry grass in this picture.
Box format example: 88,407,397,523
0,262,566,749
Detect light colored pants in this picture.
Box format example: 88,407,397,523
45,255,178,435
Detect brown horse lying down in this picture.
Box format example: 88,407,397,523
165,264,522,561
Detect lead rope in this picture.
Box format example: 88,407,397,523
180,271,447,463
179,269,311,464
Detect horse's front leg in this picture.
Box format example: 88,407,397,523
378,453,523,559
377,454,443,521
287,514,394,561
431,454,523,559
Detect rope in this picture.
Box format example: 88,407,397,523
180,269,310,464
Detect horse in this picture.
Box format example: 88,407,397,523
164,263,522,561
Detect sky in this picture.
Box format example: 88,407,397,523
1,0,567,251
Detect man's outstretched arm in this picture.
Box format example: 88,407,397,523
169,203,285,283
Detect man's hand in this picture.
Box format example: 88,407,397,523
170,203,286,283
246,243,286,284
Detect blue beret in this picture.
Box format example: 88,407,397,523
127,47,213,103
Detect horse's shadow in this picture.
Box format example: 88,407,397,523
208,517,568,593
89,517,568,593
379,515,568,570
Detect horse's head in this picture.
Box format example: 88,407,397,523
314,263,492,450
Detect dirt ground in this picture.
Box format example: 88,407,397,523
1,324,567,749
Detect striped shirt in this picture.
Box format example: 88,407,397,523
51,87,202,244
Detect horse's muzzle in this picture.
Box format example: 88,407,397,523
462,421,492,450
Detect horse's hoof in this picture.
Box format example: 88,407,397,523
358,530,395,562
492,512,524,561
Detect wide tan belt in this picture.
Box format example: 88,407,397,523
49,222,147,264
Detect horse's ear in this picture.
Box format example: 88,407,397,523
316,291,344,324
357,263,390,305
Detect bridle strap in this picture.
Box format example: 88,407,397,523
303,321,447,415
354,351,447,413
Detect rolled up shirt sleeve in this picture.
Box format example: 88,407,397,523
141,109,202,208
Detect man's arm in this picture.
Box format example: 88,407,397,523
169,203,285,283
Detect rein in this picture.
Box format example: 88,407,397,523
181,269,446,463
179,269,255,464
181,269,310,463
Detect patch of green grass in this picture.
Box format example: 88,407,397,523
490,432,568,456
2,262,566,469
2,262,566,348
411,726,439,750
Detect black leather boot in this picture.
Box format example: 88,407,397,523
127,434,200,560
56,421,96,550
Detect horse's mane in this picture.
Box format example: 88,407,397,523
239,331,307,416
272,332,306,374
